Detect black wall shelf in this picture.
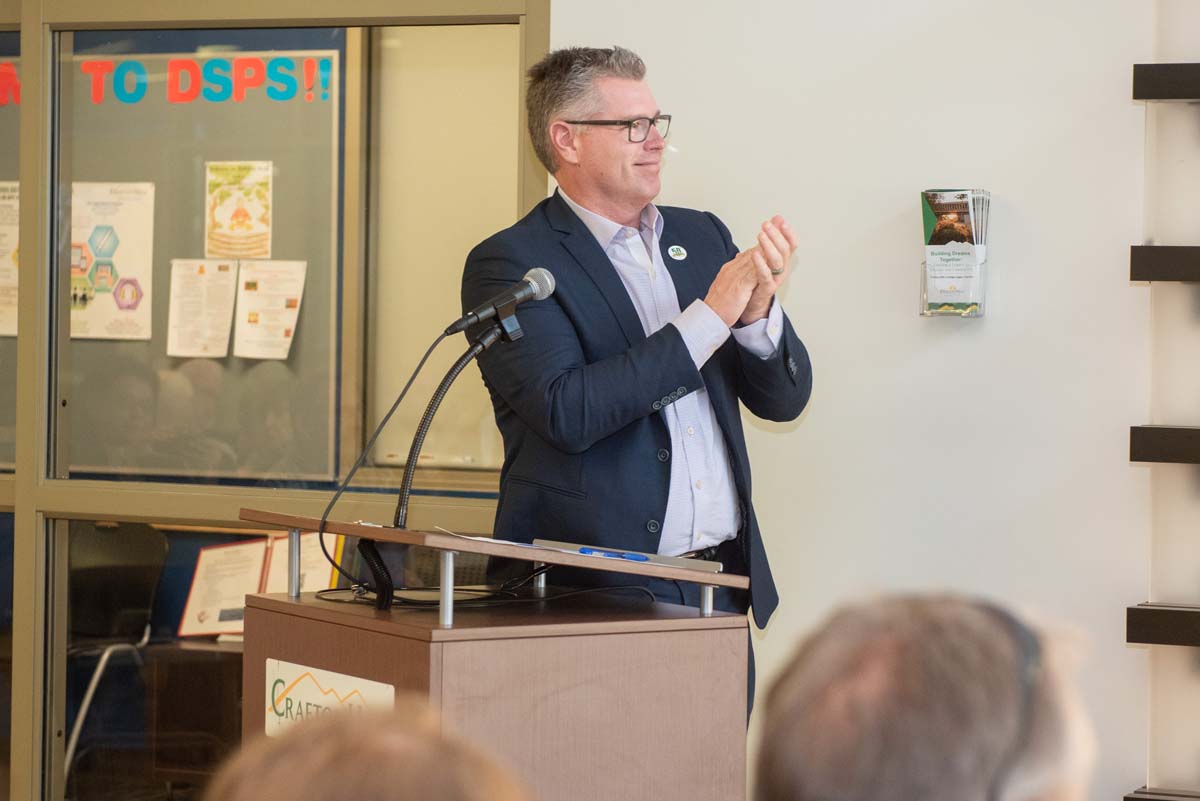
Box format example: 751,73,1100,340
1131,246,1200,282
1127,604,1200,647
1128,59,1200,801
1134,63,1200,101
1130,426,1200,464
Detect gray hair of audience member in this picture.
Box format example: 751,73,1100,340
203,699,531,801
526,45,646,173
755,594,1094,801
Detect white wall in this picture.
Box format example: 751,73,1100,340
1145,0,1200,790
549,1,1153,798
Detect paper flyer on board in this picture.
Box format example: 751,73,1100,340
0,182,17,336
233,260,306,360
167,258,239,357
206,161,272,259
70,182,155,340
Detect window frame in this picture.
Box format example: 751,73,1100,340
10,3,549,799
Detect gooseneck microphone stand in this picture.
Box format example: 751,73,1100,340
357,316,514,611
393,322,504,530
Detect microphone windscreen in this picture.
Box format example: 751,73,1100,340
524,267,556,301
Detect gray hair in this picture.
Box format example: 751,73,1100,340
525,46,646,173
755,594,1093,801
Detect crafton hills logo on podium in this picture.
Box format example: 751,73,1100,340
265,659,396,737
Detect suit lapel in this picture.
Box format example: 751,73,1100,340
659,212,707,309
547,192,646,347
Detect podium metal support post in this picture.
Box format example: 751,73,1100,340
439,551,456,628
288,528,301,598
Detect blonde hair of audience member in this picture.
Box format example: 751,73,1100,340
755,594,1095,801
203,699,531,801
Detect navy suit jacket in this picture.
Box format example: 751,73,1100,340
461,192,812,628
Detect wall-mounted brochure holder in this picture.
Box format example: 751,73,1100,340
921,258,987,317
920,189,989,318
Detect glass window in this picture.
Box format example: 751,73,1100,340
53,29,344,484
0,31,17,469
0,511,11,801
366,24,520,473
64,520,254,799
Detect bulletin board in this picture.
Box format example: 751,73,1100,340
0,36,18,467
60,29,343,482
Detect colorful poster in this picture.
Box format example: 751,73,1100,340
0,182,17,337
206,161,272,259
233,260,306,360
167,258,238,357
70,182,155,340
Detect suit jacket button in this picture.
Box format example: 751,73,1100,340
652,401,662,411
646,520,660,534
661,395,671,406
657,449,670,462
677,386,686,394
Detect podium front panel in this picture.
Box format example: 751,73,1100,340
243,592,748,801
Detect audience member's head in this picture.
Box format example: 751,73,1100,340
755,594,1095,801
203,698,531,801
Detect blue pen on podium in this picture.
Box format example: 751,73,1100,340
578,547,650,562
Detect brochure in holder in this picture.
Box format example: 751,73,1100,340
921,188,990,317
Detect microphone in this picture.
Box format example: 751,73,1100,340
446,268,555,335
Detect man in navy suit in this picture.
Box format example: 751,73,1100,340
461,46,811,630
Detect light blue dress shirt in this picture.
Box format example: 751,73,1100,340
558,190,784,555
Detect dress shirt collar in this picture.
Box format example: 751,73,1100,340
557,188,663,249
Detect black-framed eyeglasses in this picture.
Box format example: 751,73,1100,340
563,114,671,143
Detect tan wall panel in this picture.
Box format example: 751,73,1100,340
369,24,519,471
42,0,524,27
32,479,498,532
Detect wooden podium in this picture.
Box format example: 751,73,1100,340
239,508,750,801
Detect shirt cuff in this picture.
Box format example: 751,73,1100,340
671,299,731,369
731,298,783,359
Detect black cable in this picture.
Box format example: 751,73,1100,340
316,331,447,589
670,579,686,605
314,583,657,608
499,563,552,591
482,584,658,607
354,539,394,609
